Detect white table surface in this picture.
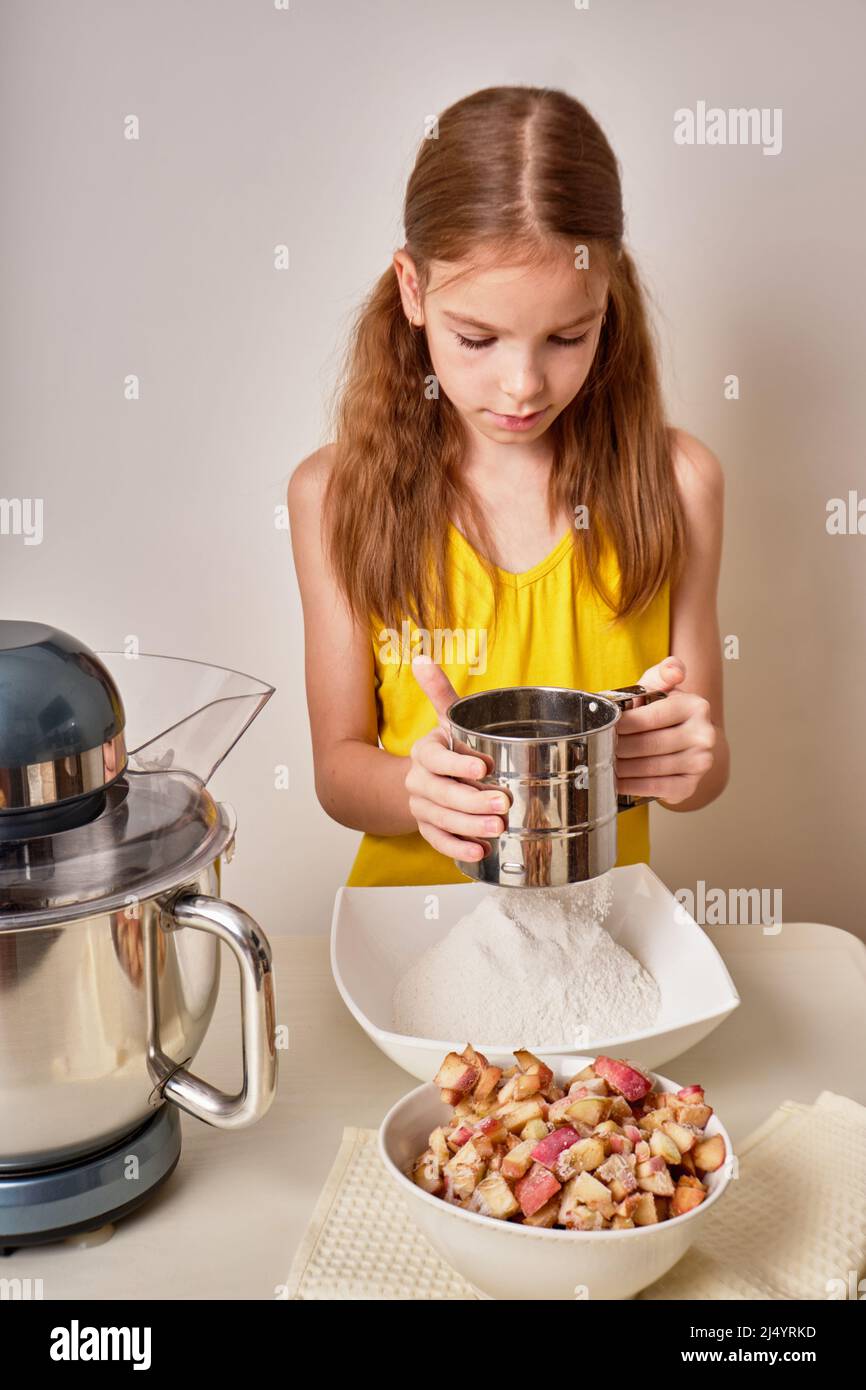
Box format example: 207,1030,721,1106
8,922,866,1300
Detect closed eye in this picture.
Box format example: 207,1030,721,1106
454,331,591,351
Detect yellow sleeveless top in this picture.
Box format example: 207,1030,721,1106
346,521,670,887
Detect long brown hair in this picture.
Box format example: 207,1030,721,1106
322,85,686,636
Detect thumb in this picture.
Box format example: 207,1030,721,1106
411,655,460,724
636,655,686,692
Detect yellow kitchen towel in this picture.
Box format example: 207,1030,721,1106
285,1091,866,1301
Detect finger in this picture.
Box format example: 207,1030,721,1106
411,655,460,720
635,655,687,692
410,795,508,841
616,748,713,779
416,730,491,781
420,823,491,862
412,764,511,815
615,724,694,758
615,691,690,735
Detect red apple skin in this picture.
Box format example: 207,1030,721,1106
530,1127,581,1171
448,1126,473,1150
676,1085,704,1103
514,1163,562,1217
593,1056,653,1102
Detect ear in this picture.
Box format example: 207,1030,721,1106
392,247,422,319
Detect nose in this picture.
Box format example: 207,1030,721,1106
498,350,545,409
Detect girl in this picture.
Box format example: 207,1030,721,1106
289,85,729,888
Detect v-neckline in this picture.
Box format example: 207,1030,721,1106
448,520,575,587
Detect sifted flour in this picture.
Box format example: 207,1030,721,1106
392,873,660,1047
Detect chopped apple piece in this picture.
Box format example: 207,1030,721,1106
469,1174,521,1220
631,1191,659,1225
511,1073,543,1101
640,1107,674,1132
531,1126,582,1171
514,1162,561,1217
474,1064,503,1100
693,1133,726,1173
661,1119,698,1154
675,1103,714,1128
670,1182,707,1216
446,1124,473,1151
567,1077,610,1098
636,1167,675,1197
460,1044,490,1070
564,1096,612,1127
615,1193,641,1219
592,1056,653,1102
444,1137,490,1175
429,1127,450,1167
434,1052,480,1098
609,1097,634,1121
676,1085,705,1103
650,1129,683,1166
548,1094,591,1127
514,1049,554,1090
520,1118,549,1143
522,1196,560,1228
612,1215,635,1228
569,1205,605,1231
567,1064,599,1085
452,1096,476,1117
570,1170,612,1206
412,1150,443,1194
500,1139,536,1181
497,1099,545,1133
555,1135,607,1179
596,1152,638,1202
474,1115,508,1144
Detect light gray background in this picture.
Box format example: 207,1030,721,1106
2,0,864,940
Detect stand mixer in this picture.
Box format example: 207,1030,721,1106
0,621,278,1252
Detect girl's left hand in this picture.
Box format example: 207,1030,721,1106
614,656,717,807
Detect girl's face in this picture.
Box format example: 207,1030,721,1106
394,250,610,444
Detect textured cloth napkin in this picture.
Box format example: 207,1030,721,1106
286,1091,866,1301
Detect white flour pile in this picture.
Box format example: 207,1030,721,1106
392,874,660,1046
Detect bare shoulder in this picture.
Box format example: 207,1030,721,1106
670,428,724,514
287,442,338,513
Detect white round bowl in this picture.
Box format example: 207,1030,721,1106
378,1061,733,1301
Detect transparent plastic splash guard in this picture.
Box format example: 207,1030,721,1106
95,651,275,786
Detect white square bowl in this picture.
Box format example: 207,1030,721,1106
331,863,740,1081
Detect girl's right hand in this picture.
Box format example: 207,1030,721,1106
406,656,511,862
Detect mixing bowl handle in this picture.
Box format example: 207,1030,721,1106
152,891,278,1129
596,684,669,810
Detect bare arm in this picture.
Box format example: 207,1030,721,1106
662,429,731,812
287,447,417,835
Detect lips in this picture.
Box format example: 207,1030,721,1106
485,407,548,432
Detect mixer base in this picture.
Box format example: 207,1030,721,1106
0,1105,181,1252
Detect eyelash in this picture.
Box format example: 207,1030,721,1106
454,331,591,351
